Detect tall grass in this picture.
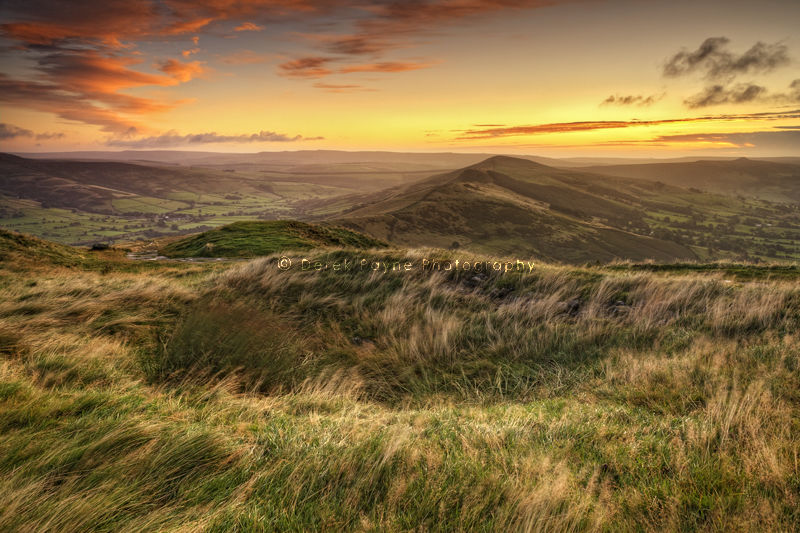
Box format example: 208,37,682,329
0,248,798,531
143,301,305,392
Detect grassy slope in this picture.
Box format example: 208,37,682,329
159,220,386,258
333,156,696,262
332,156,800,263
585,158,800,203
0,235,798,531
0,228,95,267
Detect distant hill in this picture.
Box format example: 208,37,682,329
0,152,278,214
331,156,700,263
159,220,385,258
15,149,800,168
12,150,573,168
585,158,800,203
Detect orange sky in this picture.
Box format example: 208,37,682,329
1,0,799,156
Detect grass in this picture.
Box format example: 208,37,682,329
159,220,386,258
0,235,798,531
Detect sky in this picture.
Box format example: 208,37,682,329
0,0,799,157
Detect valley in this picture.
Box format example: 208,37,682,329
2,151,799,263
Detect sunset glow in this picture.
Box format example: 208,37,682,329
1,0,798,156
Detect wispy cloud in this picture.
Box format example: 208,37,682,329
601,94,662,107
234,22,263,32
278,56,334,78
684,83,767,108
0,123,34,140
106,129,324,148
314,0,577,59
601,129,800,152
281,0,577,83
0,123,64,140
455,110,800,140
339,61,435,74
158,58,208,82
312,82,373,93
279,57,434,79
684,79,800,108
0,73,162,134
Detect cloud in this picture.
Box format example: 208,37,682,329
278,56,334,78
663,37,791,80
317,1,576,58
35,131,66,140
106,129,324,147
234,22,263,32
0,123,64,140
454,109,800,140
279,58,433,78
774,79,800,104
286,0,579,83
663,39,795,110
0,51,180,133
158,58,208,82
338,61,434,74
612,129,800,153
0,123,34,140
0,73,152,134
0,1,332,47
0,0,338,132
601,94,662,106
682,79,800,108
312,82,371,92
684,83,767,108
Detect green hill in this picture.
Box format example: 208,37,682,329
159,220,385,258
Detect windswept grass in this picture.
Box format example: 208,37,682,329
0,244,798,531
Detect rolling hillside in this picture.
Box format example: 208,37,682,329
0,153,268,214
586,158,800,203
332,156,800,263
159,220,384,258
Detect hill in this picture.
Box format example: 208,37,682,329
0,152,261,213
0,227,95,267
330,156,800,263
159,220,385,258
585,158,800,203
